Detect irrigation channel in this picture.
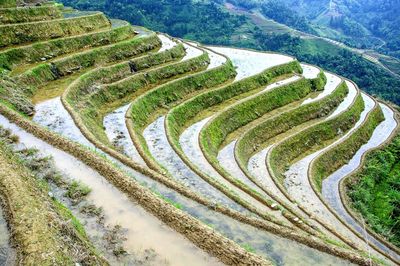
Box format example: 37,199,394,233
23,39,354,265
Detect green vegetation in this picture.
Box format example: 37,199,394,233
167,60,302,144
270,93,365,181
346,134,400,247
311,105,385,191
0,74,34,115
0,23,135,71
67,45,207,146
260,0,314,34
153,190,183,210
0,0,16,8
65,180,92,201
58,0,247,44
0,135,106,265
129,60,235,131
201,74,325,157
236,81,349,171
65,41,185,103
19,33,161,93
59,0,400,106
0,4,62,24
241,243,256,253
0,12,110,48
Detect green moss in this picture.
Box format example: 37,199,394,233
0,12,110,48
240,243,256,253
0,0,16,8
65,180,92,200
53,199,88,238
0,75,33,115
311,104,385,191
270,93,365,183
152,190,184,210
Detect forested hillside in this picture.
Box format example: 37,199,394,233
253,0,400,56
56,0,246,44
59,0,400,106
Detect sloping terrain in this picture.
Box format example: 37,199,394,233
0,1,399,265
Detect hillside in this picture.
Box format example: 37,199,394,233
0,0,399,265
57,0,400,107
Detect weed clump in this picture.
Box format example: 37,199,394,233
65,181,92,203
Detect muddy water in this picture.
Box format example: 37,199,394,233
144,116,248,212
322,104,400,262
206,47,293,81
103,103,147,166
249,147,286,204
0,114,222,266
0,208,15,266
33,97,94,148
29,95,354,265
180,117,218,178
282,94,391,262
218,140,269,198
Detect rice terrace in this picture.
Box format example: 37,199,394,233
0,0,399,265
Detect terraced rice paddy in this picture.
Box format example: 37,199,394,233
0,1,399,265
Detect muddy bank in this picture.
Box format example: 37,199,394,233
1,113,224,266
0,207,15,266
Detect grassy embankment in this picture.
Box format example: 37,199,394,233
345,134,400,248
235,81,348,177
0,131,106,265
311,106,385,191
0,12,110,48
269,93,366,184
65,43,208,148
0,3,63,24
